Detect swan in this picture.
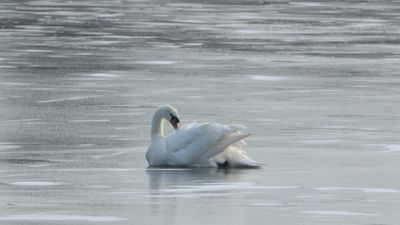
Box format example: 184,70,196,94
145,105,259,168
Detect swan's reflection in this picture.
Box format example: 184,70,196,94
145,168,244,215
146,168,242,192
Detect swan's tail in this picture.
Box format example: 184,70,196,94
223,146,259,168
210,133,259,168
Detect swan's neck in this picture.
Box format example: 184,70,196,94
151,110,165,139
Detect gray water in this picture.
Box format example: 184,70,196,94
1,0,400,224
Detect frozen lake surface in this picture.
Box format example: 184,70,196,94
1,0,400,224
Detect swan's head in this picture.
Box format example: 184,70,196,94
159,105,180,129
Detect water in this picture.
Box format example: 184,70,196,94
1,0,400,224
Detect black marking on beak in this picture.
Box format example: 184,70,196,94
170,114,180,123
170,114,180,129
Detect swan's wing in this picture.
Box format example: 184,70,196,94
165,122,209,153
165,122,250,166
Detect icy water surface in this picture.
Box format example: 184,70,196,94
1,0,400,224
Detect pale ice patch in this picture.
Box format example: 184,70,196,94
0,65,18,68
182,43,203,46
314,187,360,191
4,174,28,178
75,52,94,56
145,193,236,198
362,188,400,193
161,182,300,194
87,73,119,78
146,168,192,171
27,164,55,168
8,181,64,186
314,187,400,193
89,185,111,189
114,126,137,130
19,49,54,53
103,168,144,172
0,82,32,86
135,61,176,65
98,112,144,116
51,168,144,172
292,2,324,7
346,20,388,29
171,19,204,24
302,210,377,216
360,127,380,131
154,43,180,49
0,214,126,222
235,30,262,34
247,203,282,207
0,143,21,151
36,95,103,104
185,96,204,99
379,144,400,153
71,119,110,123
87,40,123,45
1,119,41,124
260,186,302,190
248,75,287,81
26,87,57,91
321,125,347,129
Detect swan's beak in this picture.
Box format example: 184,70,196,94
170,115,180,130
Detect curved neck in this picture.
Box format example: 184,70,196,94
151,110,165,139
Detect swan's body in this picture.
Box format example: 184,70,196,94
146,106,259,168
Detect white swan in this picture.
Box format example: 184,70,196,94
145,105,259,168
